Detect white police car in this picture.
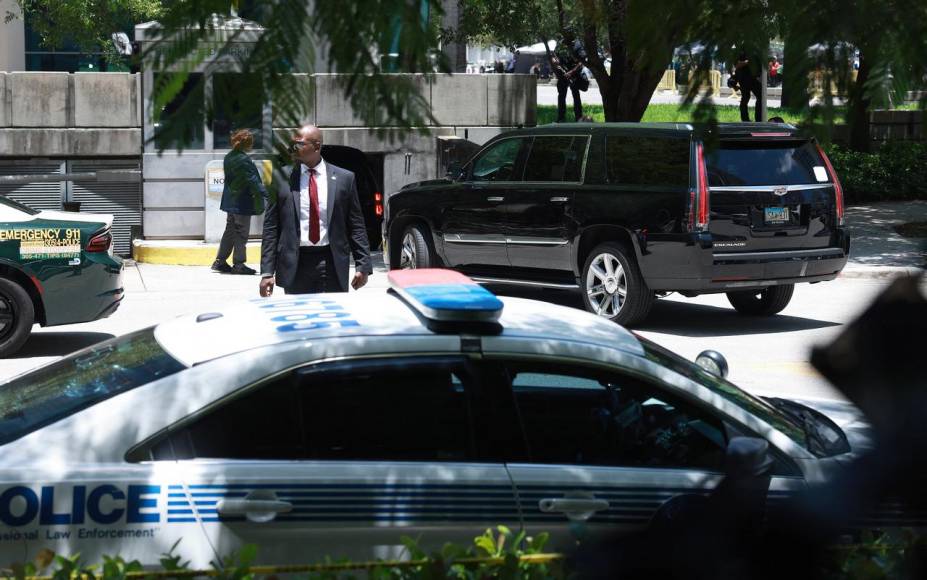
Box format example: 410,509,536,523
0,270,871,568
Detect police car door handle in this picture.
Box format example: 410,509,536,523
216,499,293,516
538,498,609,520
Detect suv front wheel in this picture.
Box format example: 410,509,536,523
581,242,654,327
726,284,794,316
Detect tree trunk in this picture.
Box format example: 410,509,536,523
597,64,667,122
848,52,872,152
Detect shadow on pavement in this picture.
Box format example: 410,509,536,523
487,284,840,337
13,332,116,358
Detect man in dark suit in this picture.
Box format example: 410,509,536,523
259,125,372,296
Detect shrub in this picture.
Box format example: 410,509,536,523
821,142,927,204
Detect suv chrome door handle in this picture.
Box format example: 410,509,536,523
487,196,505,202
550,196,569,203
538,498,609,521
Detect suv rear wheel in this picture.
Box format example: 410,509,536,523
398,224,432,269
726,284,794,316
0,277,34,357
581,242,654,327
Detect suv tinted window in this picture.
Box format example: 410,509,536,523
471,138,525,182
607,136,690,188
523,136,589,182
707,140,827,186
150,357,474,462
506,363,727,470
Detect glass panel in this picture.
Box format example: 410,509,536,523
152,73,205,150
509,364,727,470
159,358,473,462
0,328,185,446
471,138,524,182
607,136,690,188
707,140,825,186
523,136,588,182
212,73,264,150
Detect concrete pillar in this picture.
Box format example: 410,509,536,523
0,0,26,72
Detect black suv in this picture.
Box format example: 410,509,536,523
383,123,849,325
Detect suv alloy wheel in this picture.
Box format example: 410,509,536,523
581,242,654,327
399,224,432,269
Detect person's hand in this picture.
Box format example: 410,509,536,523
351,271,369,290
259,276,275,297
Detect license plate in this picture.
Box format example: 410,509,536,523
764,206,790,224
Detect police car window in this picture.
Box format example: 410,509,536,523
0,328,185,446
523,136,589,182
151,357,474,462
471,138,525,182
506,364,726,470
606,135,690,188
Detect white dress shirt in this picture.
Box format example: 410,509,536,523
299,159,329,246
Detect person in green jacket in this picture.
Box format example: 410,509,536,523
212,129,267,275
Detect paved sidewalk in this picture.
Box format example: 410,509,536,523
842,200,926,278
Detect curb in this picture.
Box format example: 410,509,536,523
132,240,262,266
840,266,925,279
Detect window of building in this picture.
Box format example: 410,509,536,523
212,73,265,150
606,136,691,188
152,73,205,150
523,136,589,182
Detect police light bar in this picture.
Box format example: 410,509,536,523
388,269,504,330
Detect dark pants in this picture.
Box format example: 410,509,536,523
284,246,343,294
216,213,251,266
557,79,583,122
739,80,761,122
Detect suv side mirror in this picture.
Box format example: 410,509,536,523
446,162,464,180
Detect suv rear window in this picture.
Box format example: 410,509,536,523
707,140,828,186
0,328,185,445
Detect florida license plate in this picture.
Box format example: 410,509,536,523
764,206,790,224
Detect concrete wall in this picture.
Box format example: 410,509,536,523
0,0,25,72
0,72,141,155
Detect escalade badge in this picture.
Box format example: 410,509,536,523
773,186,788,196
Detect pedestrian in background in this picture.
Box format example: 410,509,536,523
212,129,266,275
551,51,584,122
734,49,761,122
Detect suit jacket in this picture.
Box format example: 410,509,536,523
261,161,372,292
220,149,266,215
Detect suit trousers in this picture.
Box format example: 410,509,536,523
216,213,251,266
284,245,344,294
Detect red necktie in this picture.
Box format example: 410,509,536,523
308,167,320,244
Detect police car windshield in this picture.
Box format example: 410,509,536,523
638,336,812,454
0,328,185,445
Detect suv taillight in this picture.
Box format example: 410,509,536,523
691,143,710,231
86,230,112,253
815,143,845,226
374,192,383,217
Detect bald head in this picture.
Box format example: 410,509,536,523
291,124,323,166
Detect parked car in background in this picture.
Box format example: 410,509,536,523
383,123,849,326
0,196,123,356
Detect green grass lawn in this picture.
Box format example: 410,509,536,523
537,103,810,125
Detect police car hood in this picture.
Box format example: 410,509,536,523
154,289,644,366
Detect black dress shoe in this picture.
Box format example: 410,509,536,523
231,264,256,275
211,260,232,273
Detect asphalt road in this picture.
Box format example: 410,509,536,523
1,259,912,405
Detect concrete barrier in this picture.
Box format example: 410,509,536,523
10,72,69,127
488,74,534,126
431,74,487,126
0,73,7,127
73,73,139,127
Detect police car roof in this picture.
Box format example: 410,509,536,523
154,289,643,366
